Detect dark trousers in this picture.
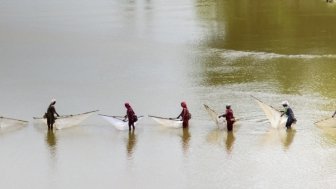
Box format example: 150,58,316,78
227,122,233,131
128,121,135,130
286,118,294,128
182,120,189,128
47,117,55,129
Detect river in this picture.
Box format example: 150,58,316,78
1,0,336,188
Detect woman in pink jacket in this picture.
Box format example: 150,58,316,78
177,101,191,128
219,104,235,132
124,103,136,131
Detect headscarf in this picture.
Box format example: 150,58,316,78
125,102,132,110
181,101,187,108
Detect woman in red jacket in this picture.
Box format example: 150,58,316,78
124,103,136,131
219,104,235,132
177,101,191,128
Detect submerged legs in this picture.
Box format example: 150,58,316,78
47,118,55,130
128,121,135,131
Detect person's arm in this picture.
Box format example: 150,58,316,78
177,110,183,119
52,107,60,117
123,112,128,121
218,114,226,118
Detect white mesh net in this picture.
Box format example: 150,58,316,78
203,104,226,128
315,117,336,127
0,117,28,128
253,97,287,128
34,110,97,130
150,116,182,128
99,115,143,130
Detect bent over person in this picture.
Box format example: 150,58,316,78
219,104,235,132
280,101,296,129
46,99,59,130
177,101,191,128
124,103,136,131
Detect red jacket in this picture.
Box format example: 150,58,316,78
179,108,190,122
225,109,235,123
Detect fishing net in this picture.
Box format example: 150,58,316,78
100,115,143,130
253,97,287,128
150,117,182,128
315,118,336,127
0,117,28,128
34,110,97,130
203,104,226,128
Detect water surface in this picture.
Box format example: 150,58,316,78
1,0,336,188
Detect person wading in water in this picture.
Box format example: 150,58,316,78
45,99,59,130
124,103,137,131
218,104,235,132
280,101,296,129
176,101,191,128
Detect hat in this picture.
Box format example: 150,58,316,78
282,101,289,106
51,98,56,103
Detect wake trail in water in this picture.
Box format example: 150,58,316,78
218,49,336,60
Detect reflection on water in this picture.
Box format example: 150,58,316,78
181,128,191,154
282,129,296,150
262,127,296,150
195,0,336,98
45,129,57,159
126,130,137,159
198,0,336,53
206,128,236,154
225,132,235,153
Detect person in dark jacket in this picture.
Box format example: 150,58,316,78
177,101,191,128
46,99,59,130
124,103,136,131
280,101,296,129
219,104,235,132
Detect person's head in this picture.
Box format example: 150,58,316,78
181,101,187,108
282,101,289,107
226,104,231,109
124,102,131,108
51,99,56,105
